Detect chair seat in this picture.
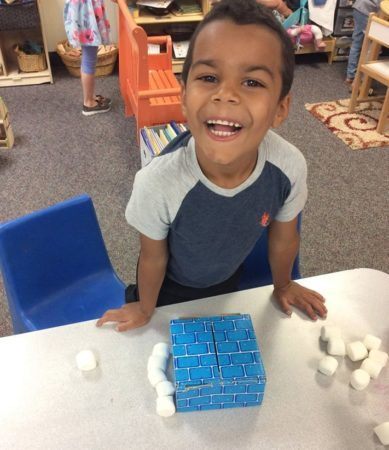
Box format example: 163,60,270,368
26,271,125,330
149,69,180,105
362,59,389,80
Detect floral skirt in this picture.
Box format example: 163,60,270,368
64,0,111,48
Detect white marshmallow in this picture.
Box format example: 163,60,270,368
76,350,97,371
156,395,176,417
374,422,389,445
320,325,341,342
369,349,388,367
360,358,383,379
318,356,339,376
363,334,381,351
147,355,168,373
346,341,368,362
148,368,167,387
155,380,175,397
152,342,170,359
350,369,370,390
327,337,346,356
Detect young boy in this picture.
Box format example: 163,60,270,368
97,0,327,332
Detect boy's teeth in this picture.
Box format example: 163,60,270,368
209,129,237,137
207,119,242,128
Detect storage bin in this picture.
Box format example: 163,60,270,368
56,40,118,78
14,45,46,72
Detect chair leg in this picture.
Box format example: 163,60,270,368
376,89,389,134
349,72,362,113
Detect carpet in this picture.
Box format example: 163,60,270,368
305,98,389,150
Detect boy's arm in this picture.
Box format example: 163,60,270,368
96,233,168,331
268,218,327,320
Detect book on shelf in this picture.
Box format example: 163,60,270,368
139,121,188,166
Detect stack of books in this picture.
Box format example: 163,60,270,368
140,121,188,166
172,0,202,15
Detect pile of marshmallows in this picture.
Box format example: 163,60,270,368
147,343,176,418
318,325,389,446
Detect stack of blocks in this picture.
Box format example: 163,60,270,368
170,314,266,412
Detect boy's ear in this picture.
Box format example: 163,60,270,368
180,80,187,119
272,93,291,128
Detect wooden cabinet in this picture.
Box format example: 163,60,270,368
128,0,211,73
0,0,52,87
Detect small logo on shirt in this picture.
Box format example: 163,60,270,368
260,212,271,227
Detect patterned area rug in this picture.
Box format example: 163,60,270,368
305,98,389,150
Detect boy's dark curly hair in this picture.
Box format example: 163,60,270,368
181,0,295,100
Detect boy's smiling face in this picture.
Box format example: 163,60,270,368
181,19,290,180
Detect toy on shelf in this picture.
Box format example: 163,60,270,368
287,24,326,51
170,314,266,412
281,0,326,51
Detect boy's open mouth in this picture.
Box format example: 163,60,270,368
206,119,243,137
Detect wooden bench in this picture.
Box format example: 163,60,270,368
117,0,185,141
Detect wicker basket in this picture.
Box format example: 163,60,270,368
14,46,47,73
56,40,118,77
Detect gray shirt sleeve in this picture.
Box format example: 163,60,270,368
125,168,170,241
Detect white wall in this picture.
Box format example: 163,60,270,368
39,0,118,51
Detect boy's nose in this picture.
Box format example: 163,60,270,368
211,84,240,104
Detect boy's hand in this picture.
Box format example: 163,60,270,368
273,281,327,320
96,302,151,332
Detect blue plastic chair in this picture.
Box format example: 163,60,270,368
238,214,301,290
0,194,125,333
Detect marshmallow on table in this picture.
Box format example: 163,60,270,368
155,380,175,397
374,422,389,446
327,337,346,356
156,395,176,417
147,355,168,372
152,343,170,359
363,334,382,351
360,358,383,379
318,355,339,376
148,368,167,387
346,341,368,362
350,369,370,390
320,325,341,342
76,350,97,371
369,349,388,367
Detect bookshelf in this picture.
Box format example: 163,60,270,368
128,0,211,73
0,0,52,87
140,121,188,166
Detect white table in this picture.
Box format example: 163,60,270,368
0,269,388,450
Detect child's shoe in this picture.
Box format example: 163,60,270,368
344,78,354,92
95,95,112,106
82,100,111,116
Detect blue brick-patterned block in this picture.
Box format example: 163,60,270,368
170,314,266,413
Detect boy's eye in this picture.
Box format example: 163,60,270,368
244,79,264,88
198,75,217,83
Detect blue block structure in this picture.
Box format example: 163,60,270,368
170,314,266,412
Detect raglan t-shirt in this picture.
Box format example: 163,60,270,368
126,129,307,288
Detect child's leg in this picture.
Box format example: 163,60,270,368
81,45,98,107
346,10,369,81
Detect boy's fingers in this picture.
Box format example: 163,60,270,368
304,304,317,321
278,297,292,316
96,310,125,326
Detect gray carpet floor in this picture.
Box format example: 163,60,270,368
0,58,388,337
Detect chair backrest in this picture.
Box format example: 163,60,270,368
0,194,114,322
367,14,389,48
238,214,301,290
